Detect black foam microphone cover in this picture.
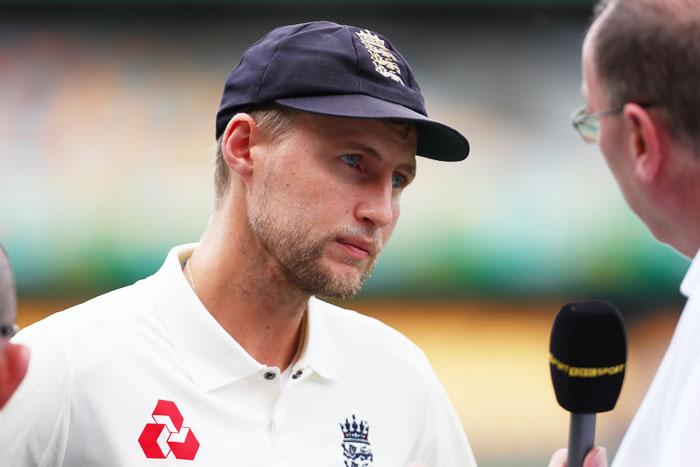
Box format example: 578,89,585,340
550,299,627,413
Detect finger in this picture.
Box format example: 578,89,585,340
0,342,30,408
548,448,568,467
583,447,608,467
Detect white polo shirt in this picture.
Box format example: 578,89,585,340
1,244,476,467
612,249,700,466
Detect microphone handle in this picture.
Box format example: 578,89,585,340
568,413,595,467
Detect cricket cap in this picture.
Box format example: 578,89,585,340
216,21,470,161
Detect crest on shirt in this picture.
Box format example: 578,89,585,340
355,29,404,86
340,414,374,467
138,400,200,460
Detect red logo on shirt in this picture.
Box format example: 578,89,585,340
138,400,200,460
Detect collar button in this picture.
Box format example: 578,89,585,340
263,371,277,381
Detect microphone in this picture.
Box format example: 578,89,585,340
549,300,627,467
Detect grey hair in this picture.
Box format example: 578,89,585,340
592,0,700,148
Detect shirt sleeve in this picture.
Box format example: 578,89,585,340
0,322,72,466
408,366,478,467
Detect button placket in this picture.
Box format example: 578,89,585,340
249,368,283,419
269,395,290,457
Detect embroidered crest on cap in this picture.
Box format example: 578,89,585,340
340,414,374,466
355,29,404,86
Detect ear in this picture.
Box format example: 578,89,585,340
622,103,666,183
221,113,259,184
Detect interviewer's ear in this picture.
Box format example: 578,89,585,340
221,113,260,182
622,103,666,183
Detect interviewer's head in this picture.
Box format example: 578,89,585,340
577,0,700,257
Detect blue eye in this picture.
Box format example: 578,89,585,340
392,173,407,188
340,154,360,168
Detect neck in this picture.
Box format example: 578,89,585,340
185,200,308,370
656,149,700,259
673,234,700,259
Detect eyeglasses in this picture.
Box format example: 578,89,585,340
571,103,657,144
570,106,623,144
0,323,19,339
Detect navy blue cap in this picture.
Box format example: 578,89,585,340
216,21,470,161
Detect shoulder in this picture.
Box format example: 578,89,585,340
314,300,476,465
0,281,153,463
16,277,152,348
11,277,158,389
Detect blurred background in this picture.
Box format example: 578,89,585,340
0,0,690,465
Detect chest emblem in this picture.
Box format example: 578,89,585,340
340,414,374,466
138,399,200,460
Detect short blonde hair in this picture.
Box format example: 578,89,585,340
214,105,296,200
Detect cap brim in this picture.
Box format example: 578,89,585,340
274,94,469,162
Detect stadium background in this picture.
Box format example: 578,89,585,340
0,1,689,465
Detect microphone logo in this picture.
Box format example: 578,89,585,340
549,352,625,378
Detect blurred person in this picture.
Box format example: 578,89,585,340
0,245,29,409
0,22,477,466
551,0,700,465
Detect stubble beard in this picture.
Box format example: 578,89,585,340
249,192,381,300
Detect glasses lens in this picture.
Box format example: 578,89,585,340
0,323,18,339
578,117,599,143
571,107,599,143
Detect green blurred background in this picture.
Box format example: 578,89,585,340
0,1,690,465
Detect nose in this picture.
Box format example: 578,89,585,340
355,179,395,228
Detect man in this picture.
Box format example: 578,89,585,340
550,0,700,465
1,22,477,466
0,245,28,409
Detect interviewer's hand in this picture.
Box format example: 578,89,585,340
0,342,29,408
547,447,607,467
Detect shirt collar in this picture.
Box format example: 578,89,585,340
295,297,348,381
680,247,700,298
149,244,264,392
148,244,348,392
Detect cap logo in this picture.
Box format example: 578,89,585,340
355,29,404,86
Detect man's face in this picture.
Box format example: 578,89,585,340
247,112,417,299
581,30,649,222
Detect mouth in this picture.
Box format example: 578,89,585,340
335,237,376,259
